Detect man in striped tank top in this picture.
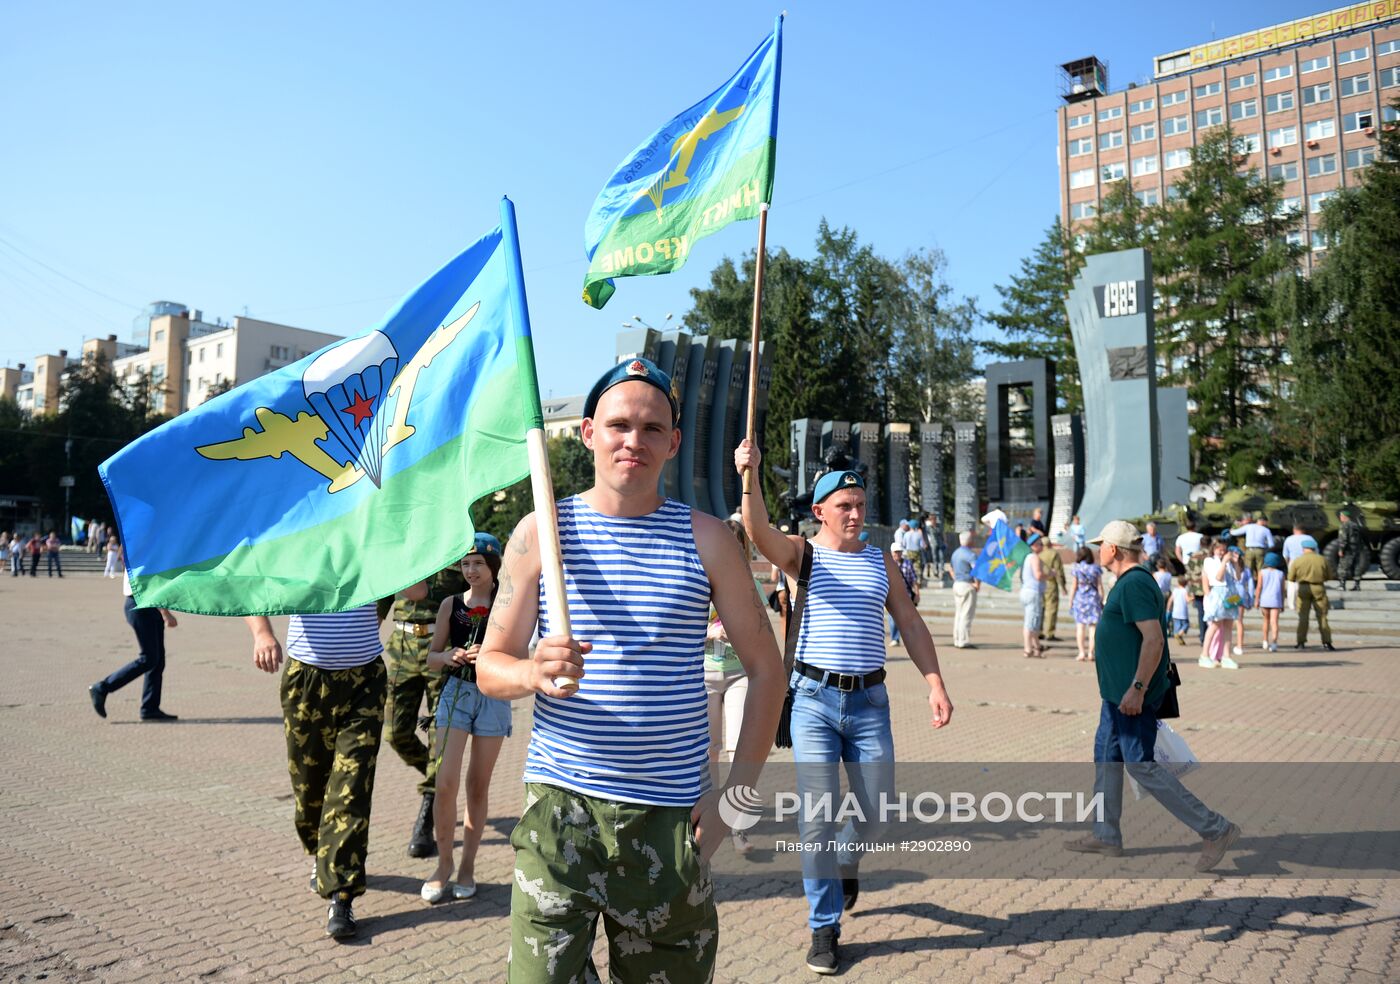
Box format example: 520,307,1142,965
478,358,785,983
245,606,386,940
735,439,955,976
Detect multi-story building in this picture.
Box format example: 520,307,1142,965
10,303,341,418
1058,2,1399,264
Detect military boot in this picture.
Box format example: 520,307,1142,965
407,791,436,858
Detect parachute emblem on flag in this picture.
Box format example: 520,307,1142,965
302,331,400,487
193,303,483,495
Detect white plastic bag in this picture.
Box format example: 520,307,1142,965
1128,721,1200,799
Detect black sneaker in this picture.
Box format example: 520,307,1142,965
326,894,356,939
140,709,179,722
841,877,859,911
407,791,436,858
805,926,839,975
1323,642,1337,651
88,684,107,719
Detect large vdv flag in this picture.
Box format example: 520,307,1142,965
581,15,782,309
972,519,1033,592
100,211,539,615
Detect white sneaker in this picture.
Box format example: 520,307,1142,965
1220,656,1240,670
1198,655,1216,669
1232,645,1243,656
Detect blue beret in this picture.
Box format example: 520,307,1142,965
1300,536,1319,550
583,357,678,424
1264,551,1284,569
470,532,502,556
1026,531,1043,546
812,469,865,505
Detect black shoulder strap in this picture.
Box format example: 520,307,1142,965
782,540,814,676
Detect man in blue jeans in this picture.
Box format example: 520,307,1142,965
88,571,179,722
736,439,954,976
1067,521,1240,871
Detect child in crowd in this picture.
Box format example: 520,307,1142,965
1228,547,1254,657
1257,551,1286,653
1153,555,1174,597
1170,575,1192,645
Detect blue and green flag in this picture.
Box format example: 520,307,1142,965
581,15,782,309
972,519,1032,592
100,202,541,615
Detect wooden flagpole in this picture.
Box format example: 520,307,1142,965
741,202,769,495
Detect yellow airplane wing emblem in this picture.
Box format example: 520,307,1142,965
638,104,746,220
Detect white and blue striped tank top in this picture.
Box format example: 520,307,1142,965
524,497,711,807
794,543,889,675
286,604,383,670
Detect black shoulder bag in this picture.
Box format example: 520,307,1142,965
774,539,814,749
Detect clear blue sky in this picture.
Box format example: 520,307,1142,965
0,0,1326,398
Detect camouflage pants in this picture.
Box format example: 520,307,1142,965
1335,550,1363,583
508,783,717,983
385,629,444,795
281,656,386,899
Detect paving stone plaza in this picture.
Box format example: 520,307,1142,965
1,572,1397,983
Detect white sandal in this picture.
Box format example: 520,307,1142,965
421,880,454,904
451,881,478,900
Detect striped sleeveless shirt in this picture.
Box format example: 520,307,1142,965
285,604,383,670
524,497,711,806
794,543,889,675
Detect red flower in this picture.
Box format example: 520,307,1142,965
467,606,490,618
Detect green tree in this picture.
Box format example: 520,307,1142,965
1286,101,1400,498
983,217,1083,412
470,435,593,543
1152,125,1303,486
1082,178,1159,255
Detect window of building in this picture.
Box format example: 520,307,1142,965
1164,147,1192,169
1158,53,1191,74
1302,82,1332,105
184,350,191,366
1238,132,1262,154
1196,106,1224,128
1134,188,1160,206
1311,229,1329,251
1100,130,1124,150
1263,64,1294,82
1269,160,1299,182
1266,90,1295,113
1098,106,1123,122
1131,155,1159,177
1229,98,1258,121
1070,201,1098,220
1382,66,1400,88
1130,122,1155,143
1378,39,1400,56
1161,89,1188,106
1229,73,1257,90
1163,114,1190,135
1269,125,1298,148
1305,118,1336,141
1276,196,1301,216
1337,46,1368,64
216,342,223,357
1343,110,1375,133
1346,145,1377,169
154,329,165,342
199,348,205,362
1166,183,1185,201
1068,112,1092,128
1069,168,1095,189
1195,80,1222,97
1309,190,1335,213
151,365,165,384
1340,73,1372,97
1387,105,1400,123
1130,97,1155,113
1068,136,1092,156
1300,55,1331,74
1285,229,1304,246
1101,161,1127,182
1307,153,1338,177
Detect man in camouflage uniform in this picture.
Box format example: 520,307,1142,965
1335,509,1364,591
1040,539,1068,642
385,564,467,857
1185,537,1210,644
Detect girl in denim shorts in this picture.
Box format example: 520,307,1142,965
420,532,512,903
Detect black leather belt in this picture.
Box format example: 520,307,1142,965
794,661,886,692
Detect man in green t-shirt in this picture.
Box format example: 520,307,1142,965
1066,520,1242,873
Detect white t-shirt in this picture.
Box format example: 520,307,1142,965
1170,585,1191,619
1175,531,1203,559
1202,556,1226,589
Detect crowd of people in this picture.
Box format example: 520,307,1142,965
80,359,1367,976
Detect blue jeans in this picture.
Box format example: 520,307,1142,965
789,668,895,932
888,615,900,644
99,597,167,717
47,550,62,576
1091,700,1229,847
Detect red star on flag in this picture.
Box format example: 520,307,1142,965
342,391,375,428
